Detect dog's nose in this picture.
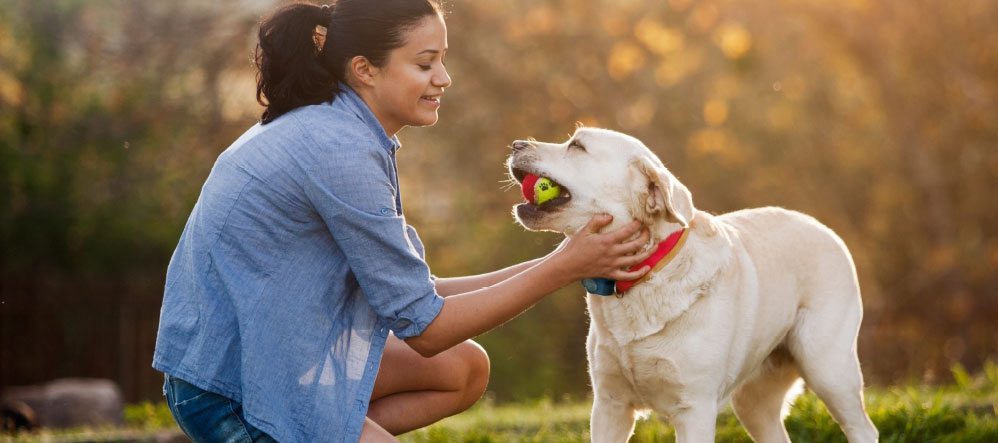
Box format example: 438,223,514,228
511,140,531,152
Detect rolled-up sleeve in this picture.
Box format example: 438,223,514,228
302,142,443,339
406,224,438,281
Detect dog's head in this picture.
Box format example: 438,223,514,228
507,127,693,235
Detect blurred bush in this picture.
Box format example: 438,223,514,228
1,0,996,402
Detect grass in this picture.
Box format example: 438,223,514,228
3,363,995,442
0,402,179,443
400,362,998,443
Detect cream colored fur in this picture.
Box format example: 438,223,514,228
507,128,878,443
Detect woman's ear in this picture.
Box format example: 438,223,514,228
349,56,378,87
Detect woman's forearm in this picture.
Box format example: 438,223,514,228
405,254,577,357
432,257,544,296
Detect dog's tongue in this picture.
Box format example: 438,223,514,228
521,173,540,203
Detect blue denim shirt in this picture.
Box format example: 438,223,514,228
153,86,444,443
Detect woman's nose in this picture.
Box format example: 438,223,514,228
433,65,451,88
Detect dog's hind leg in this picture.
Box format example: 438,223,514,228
787,302,879,443
731,349,801,443
590,395,638,443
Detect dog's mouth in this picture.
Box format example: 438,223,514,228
510,167,572,212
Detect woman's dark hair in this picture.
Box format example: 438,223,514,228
255,0,443,124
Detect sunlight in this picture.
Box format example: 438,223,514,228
607,41,647,81
713,22,752,59
635,17,685,56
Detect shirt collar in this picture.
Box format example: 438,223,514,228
336,83,402,154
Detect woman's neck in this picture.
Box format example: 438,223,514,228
347,80,403,138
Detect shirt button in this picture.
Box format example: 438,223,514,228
380,208,391,215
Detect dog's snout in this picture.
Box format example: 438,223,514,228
511,140,531,152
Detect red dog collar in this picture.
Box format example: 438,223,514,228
615,228,690,293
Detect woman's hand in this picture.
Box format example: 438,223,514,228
551,214,655,282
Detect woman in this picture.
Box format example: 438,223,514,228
153,1,654,442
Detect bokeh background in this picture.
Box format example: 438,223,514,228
1,0,996,404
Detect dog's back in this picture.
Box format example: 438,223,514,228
717,206,862,312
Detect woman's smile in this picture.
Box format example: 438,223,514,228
421,94,441,107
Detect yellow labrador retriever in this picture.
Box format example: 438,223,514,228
507,127,878,443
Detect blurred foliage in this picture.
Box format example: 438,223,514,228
0,0,260,272
1,0,996,402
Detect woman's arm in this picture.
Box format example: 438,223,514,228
405,215,652,357
432,259,542,297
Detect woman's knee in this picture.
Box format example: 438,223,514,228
455,340,490,409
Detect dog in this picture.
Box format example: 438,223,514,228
507,127,878,443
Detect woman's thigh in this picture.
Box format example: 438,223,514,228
371,335,489,401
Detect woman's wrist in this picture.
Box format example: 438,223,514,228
539,248,584,287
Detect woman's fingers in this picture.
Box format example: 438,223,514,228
583,214,614,234
606,219,644,242
613,228,650,254
615,245,655,269
565,214,662,281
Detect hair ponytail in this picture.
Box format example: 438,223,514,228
255,0,442,125
255,2,336,124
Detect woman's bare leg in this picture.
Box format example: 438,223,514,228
366,335,490,435
360,417,398,442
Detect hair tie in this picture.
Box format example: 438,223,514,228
319,5,332,25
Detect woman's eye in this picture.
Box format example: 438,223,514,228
418,64,431,71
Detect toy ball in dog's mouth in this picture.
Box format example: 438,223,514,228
520,173,571,210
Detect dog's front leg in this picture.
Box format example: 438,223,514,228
671,401,718,443
590,395,637,443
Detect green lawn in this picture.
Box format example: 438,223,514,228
4,364,995,442
401,363,998,443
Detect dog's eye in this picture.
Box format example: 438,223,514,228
568,140,586,152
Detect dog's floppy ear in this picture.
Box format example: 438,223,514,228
633,157,694,227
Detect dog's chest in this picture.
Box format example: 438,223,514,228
595,326,691,412
588,298,699,409
591,279,707,344
587,278,718,411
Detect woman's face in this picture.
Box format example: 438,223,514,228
367,14,450,136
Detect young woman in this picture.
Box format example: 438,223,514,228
153,1,654,442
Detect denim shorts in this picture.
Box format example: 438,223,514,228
164,374,278,443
